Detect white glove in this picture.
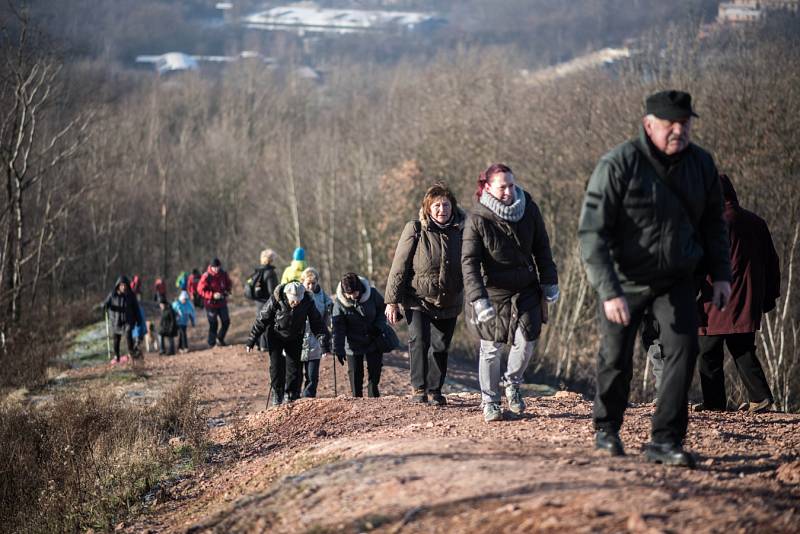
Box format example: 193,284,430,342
473,298,496,323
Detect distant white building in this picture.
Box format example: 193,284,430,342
718,0,799,23
135,53,200,75
135,51,274,75
240,4,445,35
718,2,763,23
520,48,632,86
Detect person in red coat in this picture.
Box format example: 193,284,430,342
187,268,203,309
197,258,233,347
695,174,781,413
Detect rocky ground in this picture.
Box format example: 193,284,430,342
48,305,800,533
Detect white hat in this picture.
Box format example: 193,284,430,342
283,282,305,304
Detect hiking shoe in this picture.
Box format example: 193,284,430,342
217,338,227,347
110,358,119,366
692,402,725,412
483,402,503,423
269,389,284,407
595,430,625,457
119,354,130,364
742,398,772,413
505,384,525,415
428,391,447,406
643,442,696,468
411,389,428,403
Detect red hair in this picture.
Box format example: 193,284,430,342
475,163,513,199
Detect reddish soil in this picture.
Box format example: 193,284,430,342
59,306,800,533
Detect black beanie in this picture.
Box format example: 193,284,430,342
210,257,222,267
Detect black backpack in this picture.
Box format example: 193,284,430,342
244,268,267,300
160,307,178,337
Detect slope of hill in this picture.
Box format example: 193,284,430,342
48,306,800,533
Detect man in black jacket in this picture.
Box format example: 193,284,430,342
246,248,280,351
246,282,332,405
578,90,732,467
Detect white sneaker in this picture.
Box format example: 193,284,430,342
505,384,526,415
483,402,503,423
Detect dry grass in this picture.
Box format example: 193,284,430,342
0,374,208,533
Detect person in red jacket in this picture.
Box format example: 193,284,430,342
153,277,167,303
187,268,203,309
197,258,233,347
695,174,781,413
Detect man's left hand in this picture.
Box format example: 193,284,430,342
712,281,732,310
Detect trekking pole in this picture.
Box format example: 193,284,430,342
332,355,337,397
104,310,112,361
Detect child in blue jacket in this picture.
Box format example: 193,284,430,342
172,290,196,353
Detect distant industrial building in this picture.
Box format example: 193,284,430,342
238,3,445,35
718,0,799,24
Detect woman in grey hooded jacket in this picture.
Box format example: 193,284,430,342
300,267,333,398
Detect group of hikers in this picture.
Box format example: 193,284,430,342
103,262,230,361
243,247,395,404
104,89,781,469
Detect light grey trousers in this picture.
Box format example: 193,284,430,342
479,326,537,404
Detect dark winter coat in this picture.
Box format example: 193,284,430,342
247,284,331,351
698,175,781,335
578,126,732,301
384,207,466,320
104,276,142,335
332,276,387,356
197,266,232,309
251,264,279,304
159,306,178,337
461,191,558,343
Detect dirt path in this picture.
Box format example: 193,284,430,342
52,305,800,533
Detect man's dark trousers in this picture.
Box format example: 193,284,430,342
267,333,303,401
698,333,773,409
594,277,698,445
206,305,230,346
407,310,457,393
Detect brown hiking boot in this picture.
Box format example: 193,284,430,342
428,391,447,406
740,398,772,413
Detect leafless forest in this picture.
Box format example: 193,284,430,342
0,1,798,410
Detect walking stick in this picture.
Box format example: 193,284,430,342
104,310,112,361
332,354,337,397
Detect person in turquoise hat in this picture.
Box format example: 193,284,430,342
281,247,307,283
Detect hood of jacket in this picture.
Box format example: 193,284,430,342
418,206,467,232
335,275,372,307
719,173,739,206
114,275,130,289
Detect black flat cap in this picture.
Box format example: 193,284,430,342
645,90,699,120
